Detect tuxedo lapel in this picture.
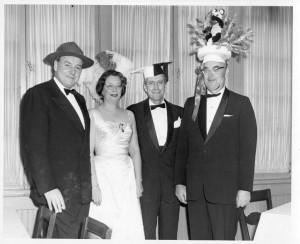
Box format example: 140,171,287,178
161,100,174,154
143,99,160,150
205,88,229,144
75,94,90,156
50,81,85,137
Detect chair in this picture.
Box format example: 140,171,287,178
32,205,57,238
80,217,112,239
238,189,273,240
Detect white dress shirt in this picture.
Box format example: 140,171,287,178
149,99,168,146
206,87,225,134
54,77,85,129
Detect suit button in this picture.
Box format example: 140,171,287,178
203,150,206,153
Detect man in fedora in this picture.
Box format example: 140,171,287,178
21,42,94,238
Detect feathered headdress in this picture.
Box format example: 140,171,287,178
188,9,254,121
188,9,254,58
78,50,134,103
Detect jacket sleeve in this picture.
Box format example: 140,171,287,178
174,98,192,186
238,97,257,191
20,88,57,196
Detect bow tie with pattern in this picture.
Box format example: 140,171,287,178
64,88,77,95
150,103,166,110
205,93,221,98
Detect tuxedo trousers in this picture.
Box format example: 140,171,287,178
141,195,180,240
187,190,238,240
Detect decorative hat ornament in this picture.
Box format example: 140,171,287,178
188,9,254,120
132,62,172,81
78,50,134,103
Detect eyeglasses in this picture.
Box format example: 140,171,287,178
104,84,123,90
201,66,225,74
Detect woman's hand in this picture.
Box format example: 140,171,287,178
92,184,102,206
136,179,143,198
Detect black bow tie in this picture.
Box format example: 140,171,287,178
205,93,221,98
64,88,77,95
150,103,166,110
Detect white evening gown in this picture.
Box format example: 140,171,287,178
88,109,145,240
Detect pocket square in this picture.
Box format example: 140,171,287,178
174,117,182,128
224,114,234,117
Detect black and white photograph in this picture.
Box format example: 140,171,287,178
1,0,300,243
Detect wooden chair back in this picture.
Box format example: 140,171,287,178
80,217,112,239
32,205,56,238
238,189,273,240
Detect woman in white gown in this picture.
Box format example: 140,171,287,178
88,70,145,240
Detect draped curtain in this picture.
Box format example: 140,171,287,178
111,5,172,108
243,7,292,173
4,5,96,189
4,5,26,189
176,6,292,173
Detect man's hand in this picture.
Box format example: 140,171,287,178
136,179,144,198
44,188,65,213
92,185,102,206
236,190,251,208
175,184,187,204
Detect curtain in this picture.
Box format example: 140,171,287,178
176,6,292,173
4,5,96,190
111,5,172,108
243,7,292,173
4,5,27,189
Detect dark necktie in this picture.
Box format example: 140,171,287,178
198,96,207,140
64,88,77,95
206,93,221,98
150,103,166,110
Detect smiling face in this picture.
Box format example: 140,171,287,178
102,75,123,102
53,56,83,89
143,74,166,105
202,61,227,93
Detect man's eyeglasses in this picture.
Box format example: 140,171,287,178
104,84,122,90
201,66,225,74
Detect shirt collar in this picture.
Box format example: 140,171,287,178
207,86,225,97
149,99,166,106
53,77,74,95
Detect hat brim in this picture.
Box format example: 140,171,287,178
197,45,231,63
44,51,94,69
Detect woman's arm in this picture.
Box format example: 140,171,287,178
89,109,102,206
128,110,143,198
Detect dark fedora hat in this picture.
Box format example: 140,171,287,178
44,41,94,69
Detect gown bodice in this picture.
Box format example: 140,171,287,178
91,109,132,158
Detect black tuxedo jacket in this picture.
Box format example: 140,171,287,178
175,88,257,204
128,99,183,203
21,79,92,212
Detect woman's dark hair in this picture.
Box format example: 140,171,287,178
96,70,127,100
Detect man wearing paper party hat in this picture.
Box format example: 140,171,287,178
128,62,183,240
174,9,257,240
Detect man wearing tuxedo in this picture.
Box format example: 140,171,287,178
174,45,257,240
128,62,183,239
21,42,94,238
